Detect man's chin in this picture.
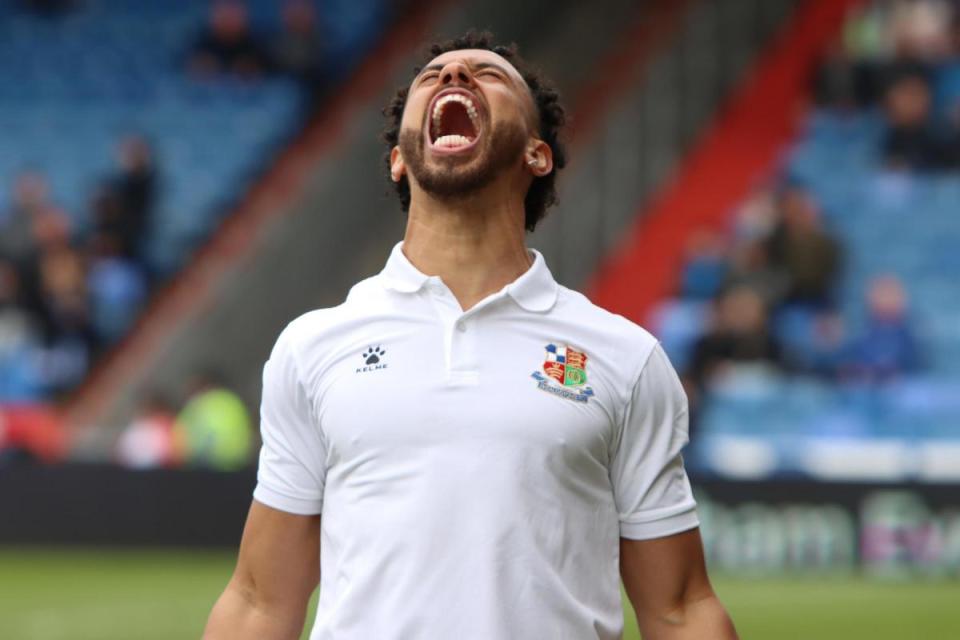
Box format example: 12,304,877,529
416,148,492,194
415,166,493,198
399,124,523,199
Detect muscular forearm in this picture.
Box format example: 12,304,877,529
634,592,738,640
203,580,309,640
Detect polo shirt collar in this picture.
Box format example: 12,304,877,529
380,241,559,312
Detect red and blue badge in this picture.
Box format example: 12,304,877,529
532,343,594,403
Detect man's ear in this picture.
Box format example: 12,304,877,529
524,140,553,177
390,146,406,182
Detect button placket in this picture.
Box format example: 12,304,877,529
423,279,500,383
424,279,473,379
448,309,480,381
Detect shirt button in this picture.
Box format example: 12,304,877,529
455,320,467,332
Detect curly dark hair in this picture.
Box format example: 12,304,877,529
382,30,567,232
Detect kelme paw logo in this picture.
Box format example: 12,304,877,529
363,346,385,365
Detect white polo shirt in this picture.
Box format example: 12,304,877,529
254,241,698,640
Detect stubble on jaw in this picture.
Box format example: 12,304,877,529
397,119,528,201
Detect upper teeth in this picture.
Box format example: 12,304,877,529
432,93,480,132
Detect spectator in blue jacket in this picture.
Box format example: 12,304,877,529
846,275,921,380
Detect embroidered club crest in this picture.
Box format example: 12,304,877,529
543,343,588,387
532,343,594,403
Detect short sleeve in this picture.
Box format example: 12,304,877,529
611,342,699,540
252,327,327,515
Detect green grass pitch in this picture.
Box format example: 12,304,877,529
0,548,958,639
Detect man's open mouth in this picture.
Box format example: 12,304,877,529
428,90,482,152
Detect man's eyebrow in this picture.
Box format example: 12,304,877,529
416,60,515,79
472,61,512,76
418,63,444,76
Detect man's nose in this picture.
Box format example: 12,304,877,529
439,61,473,86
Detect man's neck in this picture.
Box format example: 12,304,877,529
401,187,531,312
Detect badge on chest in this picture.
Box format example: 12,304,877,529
531,343,595,403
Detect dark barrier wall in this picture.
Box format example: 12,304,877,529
2,465,959,576
0,464,256,547
696,480,960,576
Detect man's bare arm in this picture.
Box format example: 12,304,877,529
203,500,321,640
621,528,737,640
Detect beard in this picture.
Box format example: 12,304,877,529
398,118,527,200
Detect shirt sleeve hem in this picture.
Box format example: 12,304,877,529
619,508,700,540
253,484,323,516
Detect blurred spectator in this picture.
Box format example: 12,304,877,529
174,373,253,471
88,184,124,253
22,203,74,304
933,13,960,139
103,136,157,264
0,406,67,466
33,245,96,396
819,0,960,165
722,238,790,309
4,177,76,323
888,0,953,63
19,0,77,16
115,394,184,469
935,58,960,127
86,232,147,345
732,187,778,240
814,39,875,109
0,172,58,268
842,2,891,60
775,306,847,377
845,275,921,381
881,71,957,169
0,261,31,338
0,260,42,401
687,286,783,389
188,0,271,80
679,230,728,300
766,185,843,308
273,0,326,87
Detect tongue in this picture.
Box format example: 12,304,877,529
435,102,476,142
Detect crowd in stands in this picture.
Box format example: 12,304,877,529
0,138,155,400
0,0,335,405
0,0,396,469
0,0,399,470
815,0,960,170
661,0,960,419
188,0,329,107
664,182,922,416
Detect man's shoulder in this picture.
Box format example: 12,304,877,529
555,285,657,342
276,275,385,353
554,285,661,372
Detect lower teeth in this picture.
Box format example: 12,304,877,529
434,134,474,147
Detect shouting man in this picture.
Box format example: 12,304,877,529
205,31,737,640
